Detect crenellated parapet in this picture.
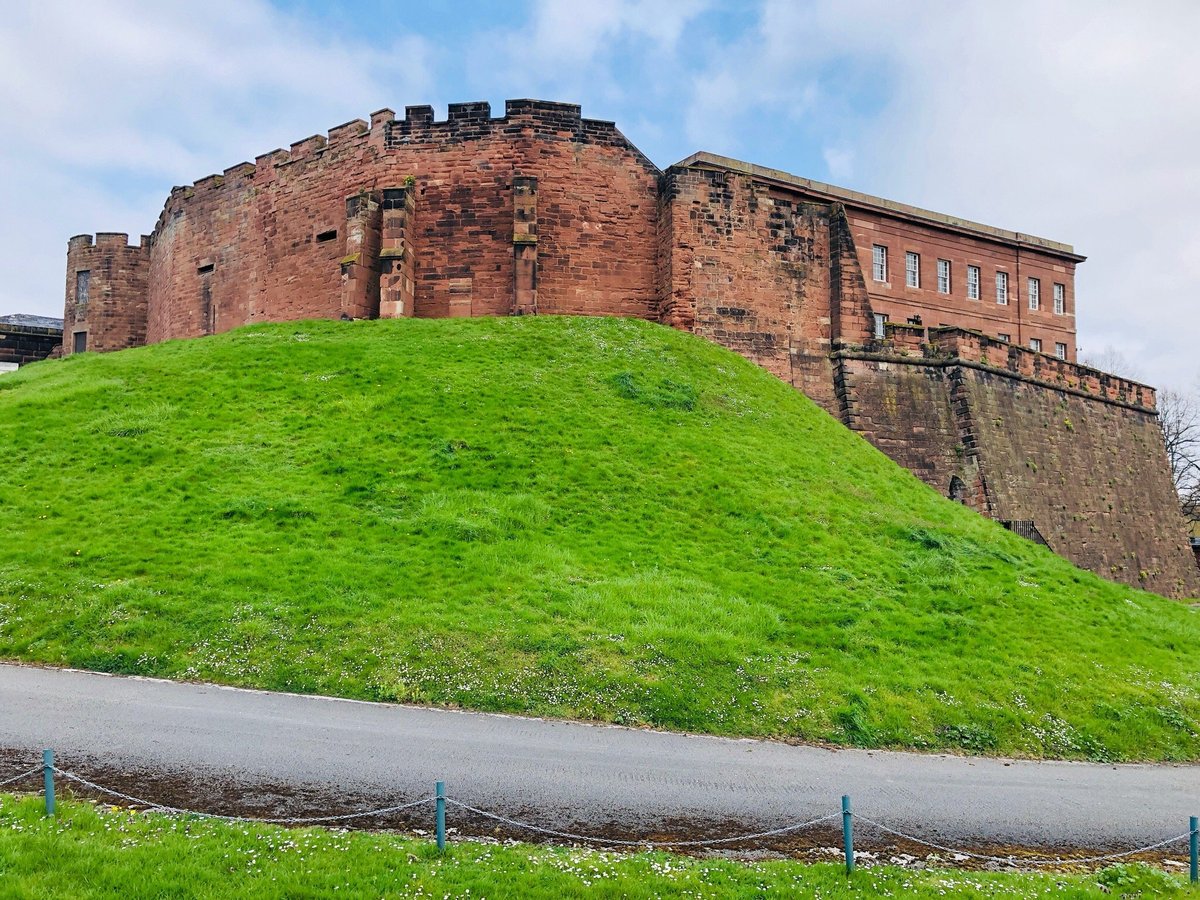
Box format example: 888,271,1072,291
857,326,1156,411
924,328,1156,410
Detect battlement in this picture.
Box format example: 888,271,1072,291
384,98,641,155
926,327,1156,409
151,99,648,223
68,233,151,251
862,325,1155,411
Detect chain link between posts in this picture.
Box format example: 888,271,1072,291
52,768,435,826
854,815,1191,866
0,763,1194,870
0,768,41,789
445,798,840,848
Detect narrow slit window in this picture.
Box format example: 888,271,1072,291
316,229,338,243
197,263,215,275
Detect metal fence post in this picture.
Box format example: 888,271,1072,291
436,780,446,852
1190,815,1197,884
842,794,853,875
43,749,55,817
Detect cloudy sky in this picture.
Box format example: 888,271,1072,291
1,0,1196,389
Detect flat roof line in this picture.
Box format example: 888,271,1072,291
672,152,1086,262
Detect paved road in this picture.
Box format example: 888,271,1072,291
0,663,1196,853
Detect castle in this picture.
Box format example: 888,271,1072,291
62,99,1199,597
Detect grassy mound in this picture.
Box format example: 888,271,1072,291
2,797,1190,899
0,317,1196,760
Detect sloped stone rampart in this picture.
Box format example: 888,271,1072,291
837,347,1199,597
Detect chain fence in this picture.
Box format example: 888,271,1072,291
0,755,1196,879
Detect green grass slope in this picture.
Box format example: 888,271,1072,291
0,317,1196,760
2,797,1192,899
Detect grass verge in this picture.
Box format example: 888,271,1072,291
0,316,1197,759
0,796,1195,899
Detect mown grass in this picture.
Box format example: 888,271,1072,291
0,316,1197,760
0,797,1194,899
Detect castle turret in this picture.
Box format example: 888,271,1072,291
64,233,150,354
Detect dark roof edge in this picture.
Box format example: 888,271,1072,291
671,151,1087,263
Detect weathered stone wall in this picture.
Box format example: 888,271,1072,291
837,333,1200,597
0,324,62,366
661,166,876,413
64,233,150,355
141,100,659,344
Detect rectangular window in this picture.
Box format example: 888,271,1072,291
1054,283,1065,315
1055,342,1067,359
998,333,1011,342
996,271,1009,305
937,259,951,294
75,270,90,306
1029,337,1042,353
73,331,87,354
1028,277,1040,311
872,312,886,339
906,251,920,288
966,265,980,300
872,245,888,282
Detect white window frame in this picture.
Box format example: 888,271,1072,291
906,251,920,288
996,271,1009,305
1028,277,1040,311
872,245,888,282
966,265,980,300
872,312,886,339
1053,283,1065,315
1029,337,1042,353
998,333,1011,342
936,259,951,294
1055,342,1067,360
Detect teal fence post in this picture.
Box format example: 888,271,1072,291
436,781,446,852
842,794,853,875
42,749,55,817
1190,815,1197,884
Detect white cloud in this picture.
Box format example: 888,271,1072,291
0,0,432,321
683,0,1200,390
463,0,711,115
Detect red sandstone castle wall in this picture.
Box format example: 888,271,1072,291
64,233,150,355
661,167,878,414
144,101,659,344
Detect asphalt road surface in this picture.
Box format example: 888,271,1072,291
1,663,1196,854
